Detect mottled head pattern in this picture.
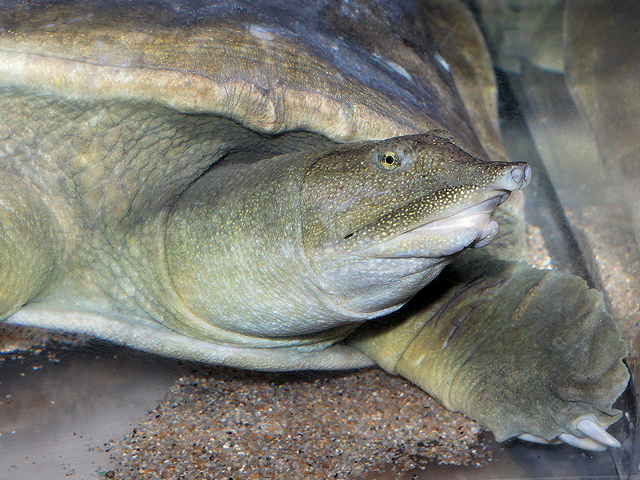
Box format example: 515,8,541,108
300,132,530,315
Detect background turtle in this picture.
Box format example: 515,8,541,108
0,0,629,460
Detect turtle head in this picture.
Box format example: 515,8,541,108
301,132,531,316
164,132,529,339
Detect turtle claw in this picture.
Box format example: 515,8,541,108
517,433,562,445
517,417,620,451
558,433,609,452
574,416,621,449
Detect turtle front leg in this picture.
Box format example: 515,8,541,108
0,173,61,319
349,252,630,450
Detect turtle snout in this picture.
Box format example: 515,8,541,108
495,162,531,191
511,163,531,185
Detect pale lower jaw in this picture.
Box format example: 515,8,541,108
413,195,502,236
310,196,505,317
367,196,503,259
472,219,499,248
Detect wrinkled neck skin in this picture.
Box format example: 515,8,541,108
166,144,442,340
165,150,364,339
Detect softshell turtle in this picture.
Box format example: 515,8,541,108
0,0,629,451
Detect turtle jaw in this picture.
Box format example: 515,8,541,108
371,192,510,259
340,188,511,259
308,190,512,318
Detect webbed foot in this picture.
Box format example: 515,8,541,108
350,254,630,449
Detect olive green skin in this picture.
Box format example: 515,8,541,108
0,0,629,447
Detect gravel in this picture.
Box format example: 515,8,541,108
108,367,486,479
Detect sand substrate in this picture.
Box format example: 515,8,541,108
107,367,486,479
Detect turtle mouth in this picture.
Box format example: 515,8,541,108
367,192,510,259
409,193,507,244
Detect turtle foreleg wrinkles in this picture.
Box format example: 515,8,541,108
350,250,629,449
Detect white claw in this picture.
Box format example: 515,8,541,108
518,432,607,451
575,417,621,449
517,417,620,451
517,433,561,445
558,433,608,451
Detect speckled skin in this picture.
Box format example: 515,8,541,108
0,90,526,367
0,0,629,446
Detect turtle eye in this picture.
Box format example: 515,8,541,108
378,150,402,170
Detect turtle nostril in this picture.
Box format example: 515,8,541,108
510,166,524,183
509,164,531,186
